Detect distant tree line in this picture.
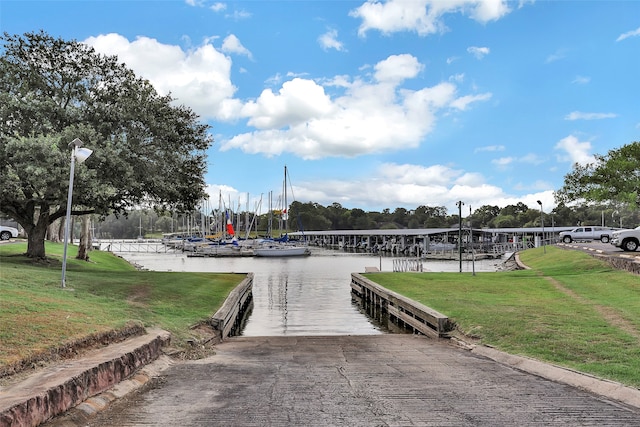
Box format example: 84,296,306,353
286,201,638,232
92,201,639,240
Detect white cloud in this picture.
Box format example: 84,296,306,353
467,46,490,59
554,135,595,166
571,75,590,85
492,157,514,167
210,2,227,12
564,111,617,120
221,53,491,159
514,180,554,192
450,93,492,111
475,145,505,153
211,162,558,214
380,163,462,186
241,78,335,129
374,54,423,83
297,164,470,209
318,29,346,52
449,73,465,83
84,33,238,120
221,34,253,59
470,0,512,22
186,0,226,11
519,153,545,165
616,26,640,42
292,162,554,213
455,172,486,186
84,36,492,161
350,0,512,37
491,153,545,170
227,9,251,20
545,49,566,63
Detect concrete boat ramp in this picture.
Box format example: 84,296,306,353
3,261,640,426
9,334,639,426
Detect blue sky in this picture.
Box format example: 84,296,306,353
3,0,639,216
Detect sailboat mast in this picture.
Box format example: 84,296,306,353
283,165,288,233
268,191,273,238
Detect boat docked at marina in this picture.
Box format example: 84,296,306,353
253,166,311,257
253,236,311,257
191,239,250,257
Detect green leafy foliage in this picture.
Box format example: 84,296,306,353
555,141,640,208
0,31,212,258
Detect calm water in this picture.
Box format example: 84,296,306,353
118,248,502,336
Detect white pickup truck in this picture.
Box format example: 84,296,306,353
559,226,613,243
610,226,640,252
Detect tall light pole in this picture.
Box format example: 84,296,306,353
61,138,93,288
537,200,545,254
457,201,464,272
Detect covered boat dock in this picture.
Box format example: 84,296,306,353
290,226,574,256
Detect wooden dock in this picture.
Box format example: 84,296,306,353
209,273,254,342
351,272,455,338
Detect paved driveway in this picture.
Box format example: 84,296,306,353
560,240,640,258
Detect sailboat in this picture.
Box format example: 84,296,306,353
254,166,311,257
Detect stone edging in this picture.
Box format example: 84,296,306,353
0,329,170,427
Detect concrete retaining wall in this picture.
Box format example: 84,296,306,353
599,254,640,275
0,329,170,427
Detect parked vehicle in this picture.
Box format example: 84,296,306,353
610,226,640,252
0,225,19,240
559,226,613,243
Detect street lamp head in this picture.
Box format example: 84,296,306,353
68,138,83,148
75,147,93,163
536,200,542,206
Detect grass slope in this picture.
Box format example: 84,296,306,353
3,242,639,387
0,242,243,369
365,246,640,387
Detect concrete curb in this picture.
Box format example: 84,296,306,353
470,246,640,409
469,344,640,409
0,328,171,427
513,251,530,269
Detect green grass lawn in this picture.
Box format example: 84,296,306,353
365,246,640,387
0,242,244,369
3,241,640,388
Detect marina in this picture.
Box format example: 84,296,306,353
116,249,503,337
96,224,566,258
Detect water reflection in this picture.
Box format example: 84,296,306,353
118,248,501,336
241,255,385,336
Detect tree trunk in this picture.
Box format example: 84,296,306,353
26,218,49,259
77,215,92,261
47,218,61,243
57,217,65,241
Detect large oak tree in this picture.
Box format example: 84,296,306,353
0,31,212,259
555,142,640,209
